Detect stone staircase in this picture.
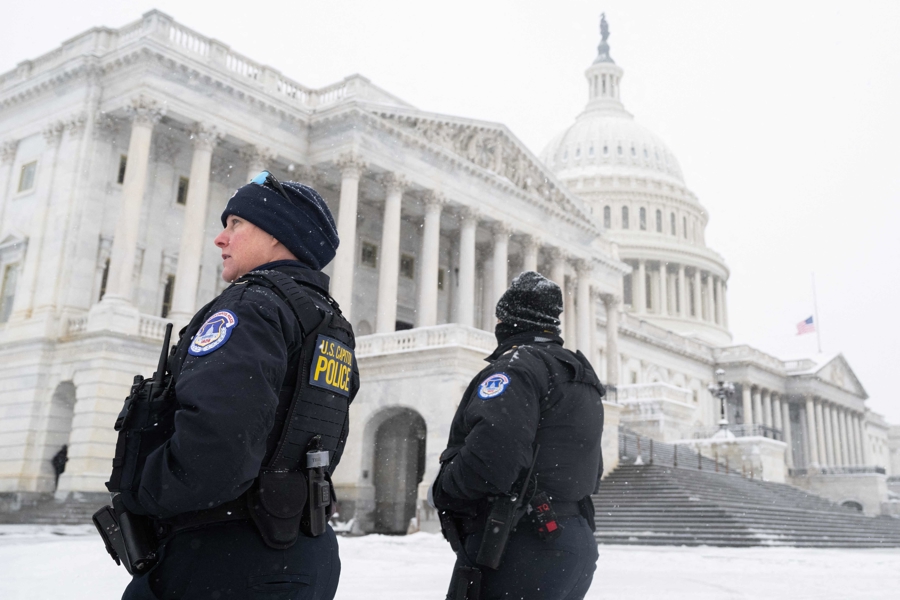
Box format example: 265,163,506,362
0,492,108,525
593,462,900,548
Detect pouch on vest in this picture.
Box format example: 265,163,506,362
248,470,308,550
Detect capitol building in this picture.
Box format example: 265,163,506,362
0,11,897,533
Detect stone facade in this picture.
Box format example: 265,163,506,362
0,11,896,530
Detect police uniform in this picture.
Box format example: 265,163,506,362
434,323,604,599
121,260,358,600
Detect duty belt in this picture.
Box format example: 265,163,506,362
456,499,582,537
153,496,250,540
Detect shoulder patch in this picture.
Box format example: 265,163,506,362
188,310,238,356
477,372,511,400
309,335,354,397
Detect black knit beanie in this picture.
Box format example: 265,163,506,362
495,271,563,335
221,180,339,270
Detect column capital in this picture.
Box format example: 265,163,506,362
337,152,366,178
380,172,409,195
153,133,181,163
600,292,622,307
490,221,511,237
189,123,222,151
42,121,65,146
520,234,540,251
0,140,18,164
240,144,277,169
575,257,593,276
125,96,165,127
457,205,481,224
422,190,447,210
548,246,568,263
65,112,88,137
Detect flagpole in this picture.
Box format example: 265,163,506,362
811,272,822,353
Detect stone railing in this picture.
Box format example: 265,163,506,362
693,424,783,442
616,382,693,405
64,314,88,337
713,344,785,375
619,313,713,361
0,9,413,111
789,466,887,477
356,324,495,358
139,315,170,341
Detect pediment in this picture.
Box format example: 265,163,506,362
370,108,597,227
815,354,867,398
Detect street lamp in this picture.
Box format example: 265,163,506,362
707,369,735,434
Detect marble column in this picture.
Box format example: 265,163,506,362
829,405,841,466
805,396,820,466
848,412,860,465
480,256,494,331
715,277,725,325
742,385,753,426
522,235,539,273
575,260,592,354
0,140,19,232
752,387,762,427
657,262,668,316
103,99,164,304
9,122,64,320
772,394,783,431
781,399,794,468
705,274,715,323
375,174,405,333
550,249,567,338
822,404,835,466
815,400,829,467
692,269,702,319
330,154,365,320
490,223,509,308
241,145,276,181
677,264,686,317
857,415,870,466
169,124,220,326
602,294,620,386
456,208,478,328
416,193,445,327
721,283,729,328
763,390,773,428
838,409,850,467
635,260,647,314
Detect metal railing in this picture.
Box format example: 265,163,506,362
789,466,887,477
693,424,783,442
619,426,735,475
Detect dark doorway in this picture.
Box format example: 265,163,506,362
372,409,427,533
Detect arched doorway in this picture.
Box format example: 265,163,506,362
372,408,427,534
47,381,76,490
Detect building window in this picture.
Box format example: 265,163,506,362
1,263,20,323
645,273,653,310
400,254,415,279
18,161,37,192
438,269,445,290
670,213,676,235
98,258,110,301
631,146,636,156
655,209,662,232
621,206,629,229
575,147,581,158
117,155,128,184
603,145,608,155
683,216,688,238
639,207,647,230
617,145,623,156
361,242,378,268
160,275,175,318
176,177,190,205
589,145,594,157
603,206,611,228
395,320,413,331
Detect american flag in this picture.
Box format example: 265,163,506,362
796,316,816,335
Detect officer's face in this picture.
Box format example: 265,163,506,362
215,216,279,282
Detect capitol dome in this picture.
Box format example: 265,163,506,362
541,15,732,347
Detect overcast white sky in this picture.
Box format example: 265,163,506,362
2,1,899,423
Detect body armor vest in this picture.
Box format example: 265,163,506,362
104,269,354,550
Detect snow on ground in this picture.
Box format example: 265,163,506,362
1,525,898,599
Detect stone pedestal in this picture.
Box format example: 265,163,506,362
789,472,890,517
86,298,140,336
678,435,787,483
617,383,695,443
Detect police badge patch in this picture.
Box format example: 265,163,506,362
188,310,238,356
477,372,511,400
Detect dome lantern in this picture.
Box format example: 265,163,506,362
585,14,627,115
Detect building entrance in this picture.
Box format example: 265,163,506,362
372,408,427,533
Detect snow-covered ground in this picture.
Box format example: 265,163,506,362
1,525,898,599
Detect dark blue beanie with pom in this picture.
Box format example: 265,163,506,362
221,180,339,270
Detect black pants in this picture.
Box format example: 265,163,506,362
122,520,340,600
446,515,598,600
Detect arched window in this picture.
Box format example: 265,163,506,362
622,206,629,229
603,206,611,228
603,145,608,155
655,209,662,232
670,213,676,235
617,145,623,156
683,216,688,238
639,207,647,230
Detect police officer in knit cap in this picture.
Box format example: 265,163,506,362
432,271,605,600
119,171,358,600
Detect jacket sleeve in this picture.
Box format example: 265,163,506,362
135,288,292,518
438,352,549,501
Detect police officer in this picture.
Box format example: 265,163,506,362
118,171,358,600
432,271,604,600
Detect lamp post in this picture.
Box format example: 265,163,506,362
708,369,735,436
